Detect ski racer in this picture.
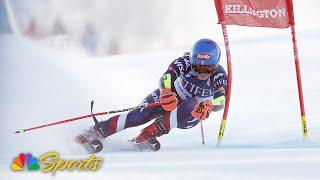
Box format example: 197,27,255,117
75,38,228,152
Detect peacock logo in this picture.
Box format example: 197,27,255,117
11,153,40,171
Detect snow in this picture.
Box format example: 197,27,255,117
1,27,320,180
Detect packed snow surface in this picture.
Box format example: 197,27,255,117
1,28,320,179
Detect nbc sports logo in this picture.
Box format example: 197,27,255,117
10,151,103,174
11,153,40,171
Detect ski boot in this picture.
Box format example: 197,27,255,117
129,117,169,151
75,126,105,154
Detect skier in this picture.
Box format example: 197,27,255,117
75,38,228,153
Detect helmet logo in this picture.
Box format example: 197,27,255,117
196,54,211,60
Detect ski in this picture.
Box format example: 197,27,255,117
129,138,161,152
81,139,104,154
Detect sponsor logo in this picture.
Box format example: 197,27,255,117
173,59,185,73
11,152,103,175
225,5,287,19
213,79,227,88
196,54,211,60
11,153,40,171
180,76,214,97
151,91,160,103
213,72,226,82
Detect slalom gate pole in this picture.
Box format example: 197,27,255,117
15,102,161,134
217,22,233,146
286,0,309,139
290,24,309,139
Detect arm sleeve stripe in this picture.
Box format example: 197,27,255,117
163,73,172,89
211,96,226,106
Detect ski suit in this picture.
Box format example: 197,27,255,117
99,54,228,137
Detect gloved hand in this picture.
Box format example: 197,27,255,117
160,88,178,111
191,101,213,120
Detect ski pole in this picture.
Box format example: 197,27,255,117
90,100,107,138
15,102,161,134
196,104,206,145
200,120,205,144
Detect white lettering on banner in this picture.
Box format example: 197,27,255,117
225,5,286,19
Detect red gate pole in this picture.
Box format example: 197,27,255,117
214,0,233,146
290,25,309,139
217,22,233,146
287,0,309,139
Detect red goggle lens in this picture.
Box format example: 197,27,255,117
192,64,216,74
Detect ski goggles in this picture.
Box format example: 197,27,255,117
192,64,217,74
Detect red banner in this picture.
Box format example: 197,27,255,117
215,0,295,28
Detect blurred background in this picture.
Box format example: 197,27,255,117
3,0,319,56
4,0,218,55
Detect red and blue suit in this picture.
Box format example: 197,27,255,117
97,53,228,143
